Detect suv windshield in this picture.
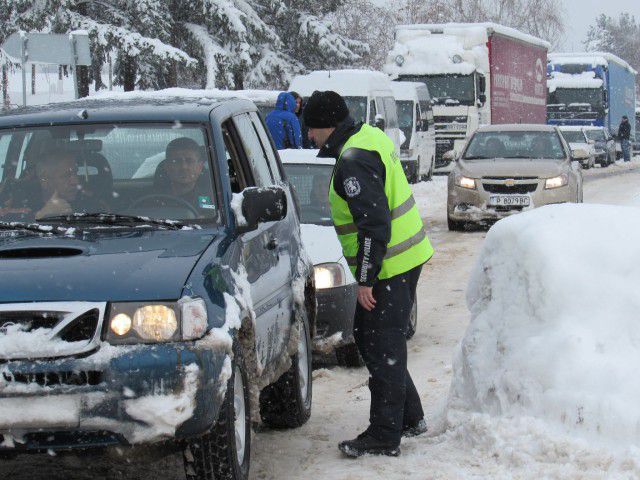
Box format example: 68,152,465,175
464,131,567,160
585,129,606,142
0,123,217,225
560,130,587,143
283,163,333,226
399,74,475,105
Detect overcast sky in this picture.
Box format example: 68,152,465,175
561,0,640,51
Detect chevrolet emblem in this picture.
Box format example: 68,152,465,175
505,179,516,187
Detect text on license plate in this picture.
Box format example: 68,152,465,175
489,195,531,207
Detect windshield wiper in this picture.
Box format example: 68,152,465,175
41,213,185,230
0,221,58,235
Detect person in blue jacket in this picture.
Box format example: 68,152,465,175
266,92,302,149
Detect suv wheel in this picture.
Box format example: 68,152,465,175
184,349,251,480
336,342,365,368
406,300,418,340
259,309,312,428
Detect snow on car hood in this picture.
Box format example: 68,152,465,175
0,229,216,302
299,223,343,265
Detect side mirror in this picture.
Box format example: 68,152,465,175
443,150,459,162
374,114,386,131
236,186,287,232
571,148,590,161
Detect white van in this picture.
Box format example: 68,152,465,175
390,81,436,182
289,70,402,154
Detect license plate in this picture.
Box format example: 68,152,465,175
489,195,531,207
0,395,81,429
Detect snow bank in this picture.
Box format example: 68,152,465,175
448,203,640,451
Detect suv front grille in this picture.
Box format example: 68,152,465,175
2,370,103,387
483,183,538,194
0,302,106,361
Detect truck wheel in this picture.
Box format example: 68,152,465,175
406,300,418,340
184,349,250,480
336,343,365,368
259,309,312,428
448,216,465,231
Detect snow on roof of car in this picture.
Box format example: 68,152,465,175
390,81,429,101
289,70,392,97
558,126,586,131
547,72,604,92
231,89,280,105
278,149,335,166
548,52,637,74
88,87,243,103
395,22,551,49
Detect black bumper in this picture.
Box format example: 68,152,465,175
314,282,357,346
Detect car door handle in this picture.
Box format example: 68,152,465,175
266,237,278,250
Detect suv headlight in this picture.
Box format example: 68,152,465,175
314,263,346,290
545,174,568,189
105,298,208,344
454,175,476,190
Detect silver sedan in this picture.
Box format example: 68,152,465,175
446,124,584,230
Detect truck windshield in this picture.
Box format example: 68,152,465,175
343,96,368,124
283,163,333,226
464,131,566,160
547,88,604,114
0,123,217,225
399,74,475,106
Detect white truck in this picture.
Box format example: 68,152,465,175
384,23,549,172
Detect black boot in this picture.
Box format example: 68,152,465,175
338,432,400,458
402,418,428,438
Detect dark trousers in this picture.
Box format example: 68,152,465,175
353,264,424,445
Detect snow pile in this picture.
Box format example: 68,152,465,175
447,203,640,452
548,71,603,92
230,192,247,227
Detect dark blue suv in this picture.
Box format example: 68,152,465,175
0,95,315,480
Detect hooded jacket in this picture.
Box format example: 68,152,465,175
266,92,302,149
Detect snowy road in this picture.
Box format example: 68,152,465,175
2,161,639,479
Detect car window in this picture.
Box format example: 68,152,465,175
0,123,217,224
0,134,9,180
560,130,587,144
249,111,282,182
233,114,274,187
464,131,566,160
283,163,333,226
343,96,368,124
222,124,248,193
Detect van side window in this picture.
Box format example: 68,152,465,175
369,99,377,124
382,97,399,129
419,100,434,127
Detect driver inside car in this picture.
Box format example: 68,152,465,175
153,137,213,211
1,148,106,221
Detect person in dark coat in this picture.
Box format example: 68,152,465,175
619,115,632,162
265,92,302,149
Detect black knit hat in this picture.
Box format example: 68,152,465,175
302,90,350,128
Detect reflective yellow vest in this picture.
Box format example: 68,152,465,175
329,124,434,281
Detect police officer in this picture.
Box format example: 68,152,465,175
303,91,434,457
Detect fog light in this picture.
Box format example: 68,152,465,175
133,305,178,341
110,313,132,336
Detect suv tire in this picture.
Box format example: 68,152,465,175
259,308,313,428
184,347,251,480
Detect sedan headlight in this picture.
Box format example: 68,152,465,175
314,263,346,290
106,298,208,344
454,175,476,190
545,174,568,189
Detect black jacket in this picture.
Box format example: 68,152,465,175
619,120,631,140
318,118,391,286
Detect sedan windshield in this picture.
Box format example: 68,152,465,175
464,131,567,160
560,130,587,144
283,163,333,226
0,123,217,225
